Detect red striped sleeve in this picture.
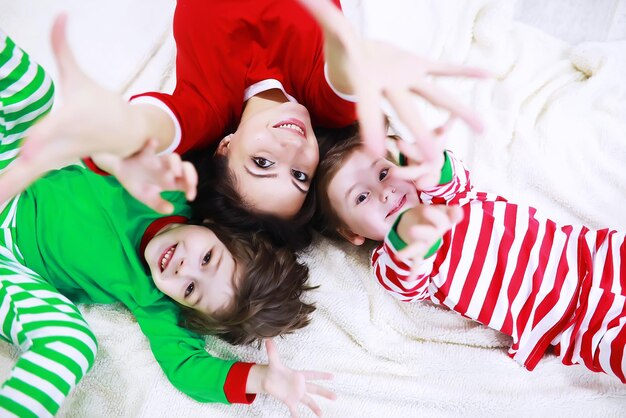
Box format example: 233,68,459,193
599,229,615,290
532,226,573,328
371,243,431,302
518,218,557,330
609,317,626,382
581,292,615,372
477,203,517,325
621,239,626,293
418,150,472,205
455,201,496,316
502,207,540,337
435,205,471,304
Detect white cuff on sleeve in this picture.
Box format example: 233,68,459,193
129,96,181,155
323,63,358,103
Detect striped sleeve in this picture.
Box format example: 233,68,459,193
371,239,435,303
418,151,472,205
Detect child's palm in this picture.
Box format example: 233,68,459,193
297,0,486,159
0,14,147,204
398,205,464,279
101,140,197,213
263,340,335,418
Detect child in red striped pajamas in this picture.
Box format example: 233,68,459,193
314,126,626,383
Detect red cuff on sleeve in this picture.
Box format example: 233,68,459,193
224,362,256,404
139,215,188,256
82,157,110,176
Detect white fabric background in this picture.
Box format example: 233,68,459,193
1,1,625,417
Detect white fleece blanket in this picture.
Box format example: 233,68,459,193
1,0,625,417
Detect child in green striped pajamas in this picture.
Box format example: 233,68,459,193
0,30,333,417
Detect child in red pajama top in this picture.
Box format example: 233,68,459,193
314,126,626,383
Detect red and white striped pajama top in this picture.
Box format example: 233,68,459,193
372,152,626,382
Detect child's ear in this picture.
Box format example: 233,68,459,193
215,135,232,156
337,227,366,246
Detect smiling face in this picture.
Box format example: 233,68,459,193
216,101,319,219
327,148,420,243
144,224,239,316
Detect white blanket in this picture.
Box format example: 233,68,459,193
1,0,625,417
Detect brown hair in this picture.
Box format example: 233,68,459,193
189,152,315,252
178,220,316,346
312,124,364,240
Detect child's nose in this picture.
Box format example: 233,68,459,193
174,258,185,275
380,185,396,202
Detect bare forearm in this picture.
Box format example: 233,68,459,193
128,103,176,154
245,364,268,394
323,32,356,96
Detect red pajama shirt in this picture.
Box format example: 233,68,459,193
372,152,626,382
132,0,356,154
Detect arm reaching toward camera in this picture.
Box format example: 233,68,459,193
247,340,335,418
297,0,486,160
0,14,175,204
85,140,197,213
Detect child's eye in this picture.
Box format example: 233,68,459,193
253,157,275,168
291,169,308,182
379,168,389,181
184,282,195,298
356,192,369,205
202,251,211,266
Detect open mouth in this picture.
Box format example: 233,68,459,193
159,244,177,272
273,118,306,137
386,195,407,219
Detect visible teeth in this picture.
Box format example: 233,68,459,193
160,246,175,270
278,123,304,135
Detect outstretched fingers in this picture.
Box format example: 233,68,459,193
355,81,388,157
302,394,323,417
306,382,336,400
447,205,465,224
411,79,483,134
51,13,85,90
288,403,301,418
0,158,42,204
164,155,198,201
265,339,282,366
397,224,438,260
393,117,451,161
396,205,463,260
390,164,428,181
426,60,491,79
296,0,348,36
180,162,198,201
18,112,61,161
139,185,174,214
384,90,436,158
422,205,464,237
300,370,334,381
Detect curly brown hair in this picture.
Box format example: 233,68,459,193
177,220,316,346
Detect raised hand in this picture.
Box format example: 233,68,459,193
250,339,336,417
297,0,486,159
396,204,464,279
389,117,455,190
91,140,198,213
0,14,164,204
24,14,147,159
